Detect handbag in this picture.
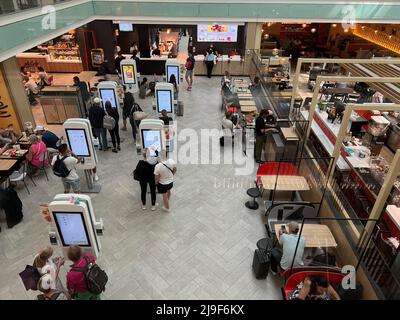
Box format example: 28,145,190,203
19,265,41,291
133,111,147,121
133,169,141,181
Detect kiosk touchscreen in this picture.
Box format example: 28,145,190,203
49,194,103,259
139,119,165,154
155,83,174,114
165,59,181,84
97,81,118,109
120,59,139,93
63,119,97,170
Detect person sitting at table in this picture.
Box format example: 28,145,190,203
0,125,17,146
37,66,51,88
34,126,60,151
221,71,232,86
25,134,48,176
270,221,306,275
288,275,341,300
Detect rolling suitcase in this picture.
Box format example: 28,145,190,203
252,249,270,279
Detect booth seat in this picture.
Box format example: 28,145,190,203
256,162,297,188
283,268,345,300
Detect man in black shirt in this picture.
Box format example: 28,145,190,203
254,109,277,163
114,52,125,75
131,50,141,73
89,97,108,151
122,85,134,131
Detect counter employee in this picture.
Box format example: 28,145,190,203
254,109,277,163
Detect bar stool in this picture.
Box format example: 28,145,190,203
245,181,262,210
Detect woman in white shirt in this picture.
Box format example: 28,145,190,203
33,246,65,290
154,150,176,212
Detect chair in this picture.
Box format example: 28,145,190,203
9,162,30,194
33,150,49,181
245,180,263,210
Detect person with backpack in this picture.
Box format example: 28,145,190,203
89,97,108,151
105,101,120,153
51,144,81,193
66,245,107,300
185,52,195,91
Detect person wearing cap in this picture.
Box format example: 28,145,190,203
270,221,306,275
34,125,60,150
89,97,108,151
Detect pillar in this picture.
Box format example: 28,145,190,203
1,57,35,132
245,22,263,51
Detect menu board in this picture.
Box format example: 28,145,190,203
156,89,172,113
141,129,162,152
54,212,91,247
66,128,90,157
121,64,136,84
99,88,118,109
197,24,238,42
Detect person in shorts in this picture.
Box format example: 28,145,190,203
185,52,195,91
154,150,176,212
51,144,81,193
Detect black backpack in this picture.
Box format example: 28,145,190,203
71,256,108,295
52,155,70,178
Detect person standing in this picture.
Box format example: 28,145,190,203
89,97,108,151
154,150,176,212
134,149,157,211
205,49,216,78
254,109,277,163
114,52,125,75
51,143,81,193
128,100,143,143
33,246,65,291
185,52,195,91
168,74,179,100
131,50,141,73
122,85,134,130
105,101,121,153
66,246,101,300
73,76,90,112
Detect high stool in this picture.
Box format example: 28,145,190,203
245,187,261,210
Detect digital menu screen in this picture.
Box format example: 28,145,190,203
65,128,90,157
54,212,91,247
141,129,162,152
197,24,238,42
156,89,172,113
121,64,136,85
167,65,180,85
99,88,118,109
119,23,133,32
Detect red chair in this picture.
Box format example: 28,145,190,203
283,269,344,300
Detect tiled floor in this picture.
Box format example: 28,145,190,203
0,75,282,300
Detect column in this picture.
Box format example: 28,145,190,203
245,22,263,51
1,57,35,132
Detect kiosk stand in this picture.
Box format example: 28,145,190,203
138,119,166,155
48,194,104,259
120,59,139,93
97,81,119,110
165,59,182,84
63,119,101,193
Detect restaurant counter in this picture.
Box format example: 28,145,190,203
122,54,169,75
16,52,83,73
193,55,243,76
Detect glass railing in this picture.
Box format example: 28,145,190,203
0,0,73,16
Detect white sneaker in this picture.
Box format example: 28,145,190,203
151,206,156,211
94,174,99,182
161,206,171,212
142,206,146,210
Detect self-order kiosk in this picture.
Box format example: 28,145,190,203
97,81,119,110
120,59,139,93
139,119,165,155
63,118,100,193
155,82,174,114
48,194,104,259
165,59,181,85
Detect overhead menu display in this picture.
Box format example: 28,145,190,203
142,129,162,152
99,88,118,109
197,24,238,42
122,64,136,84
66,128,90,157
156,89,173,113
54,212,91,246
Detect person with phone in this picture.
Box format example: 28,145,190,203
270,221,306,275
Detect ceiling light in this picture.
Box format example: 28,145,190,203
302,23,307,28
311,28,316,33
344,28,349,33
332,24,337,27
